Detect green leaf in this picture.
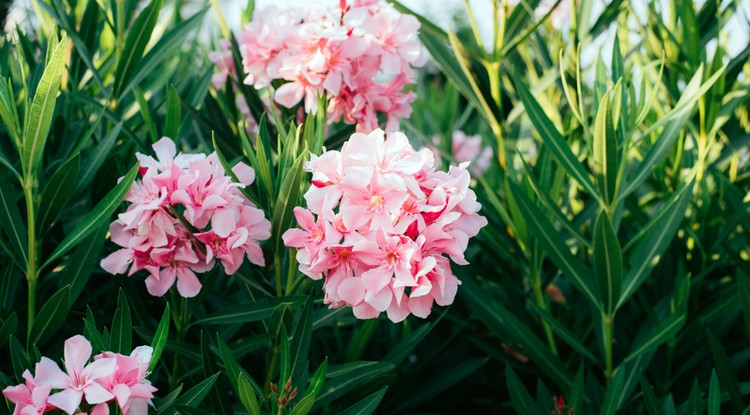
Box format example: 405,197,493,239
0,77,21,147
625,313,686,363
529,304,598,362
289,296,313,383
84,307,107,353
600,367,626,415
313,362,394,409
507,180,601,309
165,84,181,138
201,332,231,415
191,296,305,326
708,370,720,415
77,121,122,190
43,163,138,268
707,330,744,411
568,364,585,410
593,211,623,313
29,285,70,347
173,373,220,409
399,358,485,410
110,289,132,353
9,335,28,380
505,365,544,415
289,393,315,415
461,278,573,389
272,152,305,253
0,312,18,348
338,386,388,415
59,225,107,305
592,91,618,205
135,89,158,142
121,8,210,97
149,304,170,372
38,154,79,232
303,358,327,400
0,177,28,265
738,270,750,341
238,373,261,415
620,66,724,201
641,375,664,415
113,0,164,98
514,75,599,199
279,324,291,385
22,35,67,177
617,181,694,309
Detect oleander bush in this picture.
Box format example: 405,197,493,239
0,0,749,414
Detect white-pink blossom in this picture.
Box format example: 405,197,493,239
100,137,272,298
283,129,487,322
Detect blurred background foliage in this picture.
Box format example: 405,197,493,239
0,0,749,414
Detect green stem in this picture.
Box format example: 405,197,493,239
274,254,283,296
264,342,280,394
602,311,614,382
24,179,37,344
486,62,506,169
531,273,557,355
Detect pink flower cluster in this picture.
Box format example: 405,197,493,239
234,0,424,132
100,137,271,298
430,130,494,176
282,129,487,322
2,335,156,415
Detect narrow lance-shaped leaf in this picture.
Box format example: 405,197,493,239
113,0,164,98
625,313,686,363
22,35,67,177
592,91,618,205
508,180,602,309
238,373,261,415
338,387,388,415
514,75,600,199
43,163,139,269
593,211,623,313
149,304,170,372
0,176,28,265
617,181,694,310
110,289,132,354
38,154,79,232
29,285,70,347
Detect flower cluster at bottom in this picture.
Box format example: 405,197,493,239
283,129,487,322
2,335,156,415
100,137,272,298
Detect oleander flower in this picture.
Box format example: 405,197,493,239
2,336,156,415
100,137,271,298
430,130,493,176
213,0,424,133
283,129,487,322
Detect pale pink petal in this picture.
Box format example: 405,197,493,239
408,295,433,319
2,384,31,405
64,335,92,375
91,403,110,415
82,356,116,380
144,269,176,297
100,249,133,275
48,388,84,415
274,82,305,108
175,268,202,298
83,381,115,404
34,357,68,389
211,208,237,238
337,278,365,305
232,162,256,186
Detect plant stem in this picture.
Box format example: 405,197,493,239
531,274,558,355
274,254,283,296
24,179,37,343
602,311,614,382
264,342,280,394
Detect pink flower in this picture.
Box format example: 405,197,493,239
2,370,52,415
94,346,157,415
35,336,116,415
3,336,158,415
228,0,424,132
430,130,493,176
283,129,487,322
101,137,272,298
